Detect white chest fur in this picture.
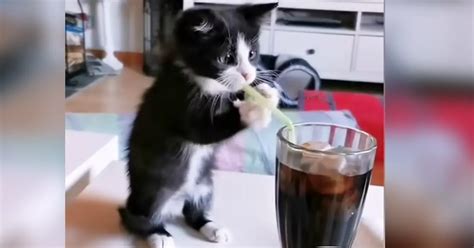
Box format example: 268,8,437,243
184,144,214,190
157,144,214,221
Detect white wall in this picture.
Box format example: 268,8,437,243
66,0,143,52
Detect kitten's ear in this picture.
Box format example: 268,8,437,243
237,3,278,24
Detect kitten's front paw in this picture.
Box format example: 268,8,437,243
147,234,175,248
256,83,280,108
235,100,272,129
234,84,279,129
200,222,231,243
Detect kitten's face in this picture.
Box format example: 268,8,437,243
175,3,277,94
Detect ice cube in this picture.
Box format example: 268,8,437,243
308,173,355,195
300,141,352,195
340,188,359,213
300,142,347,175
301,141,333,151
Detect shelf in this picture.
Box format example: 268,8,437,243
275,23,356,35
192,0,384,12
276,8,357,34
321,70,384,83
194,2,273,25
194,0,277,5
359,23,384,36
279,0,384,13
359,12,384,36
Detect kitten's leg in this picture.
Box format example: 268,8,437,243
119,191,176,248
182,183,231,243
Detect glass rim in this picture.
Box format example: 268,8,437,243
277,122,378,156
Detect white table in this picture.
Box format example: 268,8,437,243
66,162,384,247
66,130,119,202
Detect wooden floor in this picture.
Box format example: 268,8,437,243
65,66,384,186
66,67,153,113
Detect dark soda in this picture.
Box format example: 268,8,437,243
276,161,372,248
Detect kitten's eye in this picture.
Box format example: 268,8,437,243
249,50,257,60
219,52,235,65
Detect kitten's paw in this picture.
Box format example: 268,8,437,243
238,100,272,129
199,222,231,243
256,83,280,108
147,234,175,248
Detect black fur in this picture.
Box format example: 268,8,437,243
119,3,277,242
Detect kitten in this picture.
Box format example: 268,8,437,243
119,3,279,248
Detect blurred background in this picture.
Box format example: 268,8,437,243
385,0,473,246
1,0,472,247
1,0,65,247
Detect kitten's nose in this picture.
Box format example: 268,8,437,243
241,72,250,81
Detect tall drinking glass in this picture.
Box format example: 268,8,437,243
276,123,377,248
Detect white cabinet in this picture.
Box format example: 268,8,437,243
356,36,384,73
274,31,354,73
259,29,272,54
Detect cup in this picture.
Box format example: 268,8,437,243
276,123,377,248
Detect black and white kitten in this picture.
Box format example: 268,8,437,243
119,3,279,248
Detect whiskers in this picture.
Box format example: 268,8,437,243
250,35,259,45
208,95,221,124
207,93,234,124
186,69,278,125
208,74,236,124
216,73,235,90
255,69,278,85
185,74,237,124
187,86,204,106
257,69,279,78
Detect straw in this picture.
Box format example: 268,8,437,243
242,85,296,142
